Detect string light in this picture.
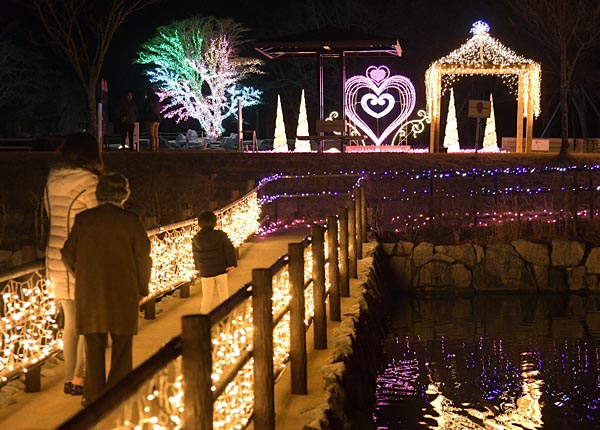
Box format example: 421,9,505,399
425,21,541,122
2,165,596,428
0,271,59,383
137,20,262,141
345,65,417,146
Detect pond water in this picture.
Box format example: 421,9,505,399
373,295,600,430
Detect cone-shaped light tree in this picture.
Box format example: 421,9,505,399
273,95,288,152
443,88,461,152
294,89,311,152
482,93,499,152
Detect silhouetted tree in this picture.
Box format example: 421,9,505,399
505,0,600,156
33,0,159,137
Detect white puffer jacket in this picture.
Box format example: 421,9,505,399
44,167,99,300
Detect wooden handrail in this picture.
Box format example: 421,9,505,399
56,336,182,430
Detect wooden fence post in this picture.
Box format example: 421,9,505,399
360,179,367,243
338,207,349,297
24,365,41,393
179,282,191,298
288,242,307,395
311,225,327,350
327,215,340,322
348,199,357,279
144,297,156,320
253,268,275,430
355,190,363,260
182,314,213,430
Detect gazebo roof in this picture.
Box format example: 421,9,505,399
425,21,541,118
430,21,537,67
254,25,400,59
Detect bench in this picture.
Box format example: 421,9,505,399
296,120,365,152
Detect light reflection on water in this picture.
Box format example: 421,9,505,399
374,295,600,430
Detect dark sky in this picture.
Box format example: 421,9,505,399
4,0,574,140
99,0,518,93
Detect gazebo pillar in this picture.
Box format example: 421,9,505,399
526,71,534,152
318,54,324,121
516,74,525,153
429,71,442,153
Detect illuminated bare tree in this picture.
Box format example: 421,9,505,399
33,0,158,137
505,0,600,156
137,17,263,141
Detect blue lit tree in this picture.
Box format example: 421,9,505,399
137,17,263,141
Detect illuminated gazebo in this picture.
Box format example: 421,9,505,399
425,21,541,153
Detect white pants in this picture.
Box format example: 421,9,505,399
60,299,85,381
200,273,229,314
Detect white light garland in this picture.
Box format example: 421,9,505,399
425,21,541,119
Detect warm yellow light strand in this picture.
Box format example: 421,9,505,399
425,22,541,119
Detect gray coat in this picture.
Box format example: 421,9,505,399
61,204,152,335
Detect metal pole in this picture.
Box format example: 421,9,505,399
238,98,243,152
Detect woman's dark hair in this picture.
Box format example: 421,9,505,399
198,211,217,228
57,132,103,173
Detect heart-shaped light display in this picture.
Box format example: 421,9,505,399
361,93,395,118
344,65,416,145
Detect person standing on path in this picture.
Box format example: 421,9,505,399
61,172,152,405
44,132,103,397
116,91,138,150
142,87,161,152
192,211,237,313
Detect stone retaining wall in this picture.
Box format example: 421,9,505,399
384,239,600,293
305,244,391,430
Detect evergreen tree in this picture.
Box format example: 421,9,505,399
443,88,460,152
273,95,288,152
294,89,311,152
482,93,499,152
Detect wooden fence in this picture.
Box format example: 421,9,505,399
56,182,368,430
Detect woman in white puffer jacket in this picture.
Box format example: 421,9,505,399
44,132,103,396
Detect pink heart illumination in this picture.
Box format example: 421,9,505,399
344,65,416,146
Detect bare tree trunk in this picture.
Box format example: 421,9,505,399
87,85,98,138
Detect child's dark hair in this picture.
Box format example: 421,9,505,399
198,211,217,228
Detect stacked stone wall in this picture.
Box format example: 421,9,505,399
383,239,600,293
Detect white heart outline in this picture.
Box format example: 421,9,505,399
360,93,395,119
344,66,416,146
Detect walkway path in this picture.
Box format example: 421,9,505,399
0,229,309,430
